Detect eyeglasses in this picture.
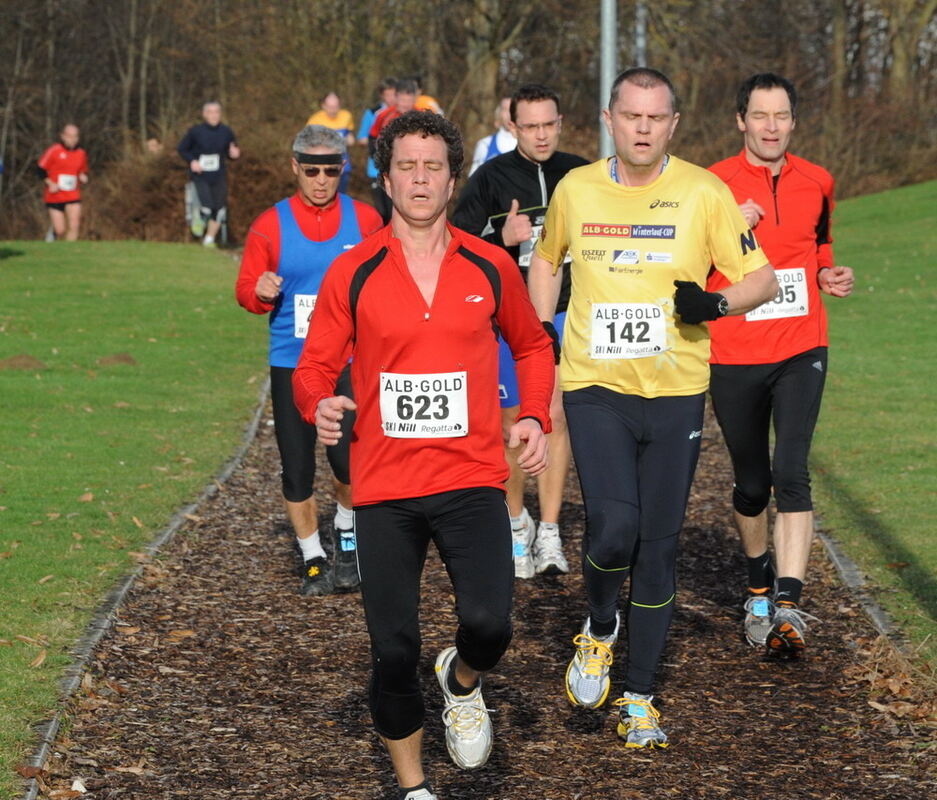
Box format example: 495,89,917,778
302,166,342,178
515,119,560,134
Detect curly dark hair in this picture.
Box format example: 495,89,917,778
374,110,464,180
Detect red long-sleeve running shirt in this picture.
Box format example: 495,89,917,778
38,143,88,204
707,150,836,364
293,223,555,506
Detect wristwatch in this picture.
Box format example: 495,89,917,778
716,295,729,317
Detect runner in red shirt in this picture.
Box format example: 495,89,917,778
293,111,553,800
236,124,382,596
706,74,855,655
37,124,89,241
367,79,418,223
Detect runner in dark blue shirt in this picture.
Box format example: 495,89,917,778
177,101,240,246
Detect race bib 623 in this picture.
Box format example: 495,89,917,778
380,371,468,438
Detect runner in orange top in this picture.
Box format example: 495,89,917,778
37,124,89,241
706,73,855,655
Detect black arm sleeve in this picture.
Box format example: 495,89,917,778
177,129,195,164
36,163,48,180
815,195,831,247
452,172,501,246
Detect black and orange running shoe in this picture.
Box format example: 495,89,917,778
766,602,819,655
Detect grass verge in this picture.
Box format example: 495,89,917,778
812,180,937,666
0,241,266,798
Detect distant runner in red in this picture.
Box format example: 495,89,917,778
37,124,89,241
367,78,418,222
707,73,855,655
236,124,382,597
293,111,554,800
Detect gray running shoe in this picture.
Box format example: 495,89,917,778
511,507,536,579
533,522,569,575
435,647,493,769
766,603,820,654
615,692,669,749
743,594,774,647
565,614,618,709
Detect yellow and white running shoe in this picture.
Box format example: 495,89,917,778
615,692,669,749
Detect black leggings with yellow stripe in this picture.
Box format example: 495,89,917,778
564,386,704,695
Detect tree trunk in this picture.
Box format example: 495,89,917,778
883,0,937,102
830,0,848,136
0,20,28,201
45,0,56,142
452,0,535,143
214,0,226,104
139,27,152,151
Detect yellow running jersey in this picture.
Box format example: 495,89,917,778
536,156,767,398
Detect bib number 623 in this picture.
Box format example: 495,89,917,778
396,393,450,420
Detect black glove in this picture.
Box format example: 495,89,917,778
673,280,727,324
542,320,561,364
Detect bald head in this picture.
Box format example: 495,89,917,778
60,124,80,148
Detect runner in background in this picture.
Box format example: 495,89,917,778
307,92,355,193
454,83,588,578
368,79,418,222
294,111,553,800
177,101,240,247
37,123,89,241
468,98,516,176
409,75,444,115
707,73,855,655
357,77,398,201
235,124,382,596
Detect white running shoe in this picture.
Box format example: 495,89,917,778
434,647,493,769
510,507,536,579
533,522,569,574
401,789,438,800
565,614,619,709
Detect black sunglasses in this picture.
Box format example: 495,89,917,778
302,165,342,178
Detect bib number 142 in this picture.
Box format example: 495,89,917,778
591,303,668,359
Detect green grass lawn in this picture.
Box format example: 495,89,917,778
811,180,937,665
0,241,267,798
